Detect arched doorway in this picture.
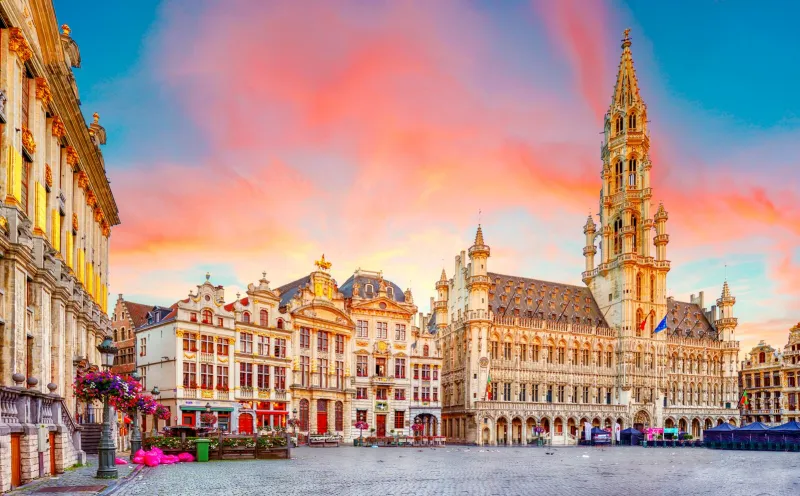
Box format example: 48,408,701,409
239,413,254,434
728,417,737,427
299,399,309,432
604,418,613,429
512,417,523,445
541,418,550,435
567,418,577,437
526,417,537,443
717,418,724,426
554,417,563,436
665,418,675,429
496,418,508,445
482,426,491,445
678,418,688,433
592,417,601,428
704,418,713,430
616,417,624,430
691,418,701,438
633,410,650,432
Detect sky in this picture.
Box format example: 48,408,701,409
55,0,800,354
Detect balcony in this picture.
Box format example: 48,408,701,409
370,375,395,385
274,390,287,401
474,400,628,414
200,352,215,363
238,387,254,398
183,388,198,399
215,390,230,400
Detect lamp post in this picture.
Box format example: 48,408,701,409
150,386,160,436
292,408,298,444
205,402,211,429
129,371,143,459
96,336,119,479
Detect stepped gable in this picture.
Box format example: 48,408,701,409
124,301,156,328
487,272,608,327
666,299,717,340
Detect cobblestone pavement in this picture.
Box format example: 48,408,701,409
9,454,139,495
111,446,800,496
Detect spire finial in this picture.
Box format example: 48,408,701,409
61,24,71,36
474,224,485,246
93,112,100,124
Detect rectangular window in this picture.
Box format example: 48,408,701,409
377,322,388,339
357,355,368,377
433,387,438,402
583,387,589,403
394,358,406,379
375,357,387,377
183,334,197,352
557,385,565,403
240,363,253,387
605,351,612,368
421,364,431,380
532,345,540,362
217,317,223,327
216,339,229,356
300,328,310,348
274,367,286,389
376,388,388,400
200,335,214,353
139,337,147,356
356,320,368,338
336,361,344,389
572,386,578,403
356,387,368,400
503,383,511,401
183,362,196,388
433,367,438,380
422,386,431,401
413,387,419,401
557,347,565,365
395,324,406,341
413,364,419,379
258,335,270,356
335,335,345,354
190,312,198,322
317,331,329,352
273,338,286,358
547,346,554,364
216,366,229,389
520,344,527,362
356,410,367,422
200,364,213,389
394,411,405,429
581,348,589,366
532,384,539,402
490,341,498,360
519,384,527,402
240,333,253,354
318,358,329,388
300,356,310,387
257,364,270,389
394,388,405,400
503,343,512,360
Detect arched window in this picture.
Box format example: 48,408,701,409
613,218,623,255
634,347,642,368
277,319,284,329
635,273,642,301
628,158,637,188
636,308,644,337
615,161,624,192
202,309,213,324
259,310,268,327
299,399,309,431
631,215,638,253
423,344,429,357
242,312,251,324
628,113,637,130
650,275,655,302
386,286,394,298
364,284,374,297
335,401,343,432
113,329,118,342
615,115,624,134
759,352,765,363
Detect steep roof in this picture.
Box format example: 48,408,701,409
487,272,608,327
339,274,406,303
124,301,156,328
276,276,311,307
665,299,717,339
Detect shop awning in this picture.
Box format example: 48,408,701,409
180,406,234,412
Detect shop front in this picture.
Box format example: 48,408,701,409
178,400,236,431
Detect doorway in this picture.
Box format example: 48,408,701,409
11,433,22,488
376,414,387,437
49,431,56,475
239,413,253,434
317,400,328,434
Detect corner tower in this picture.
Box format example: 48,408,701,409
582,29,670,403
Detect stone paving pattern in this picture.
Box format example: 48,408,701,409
9,455,137,495
112,446,800,496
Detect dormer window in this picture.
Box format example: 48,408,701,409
190,312,197,323
243,312,251,324
277,318,284,330
201,309,212,324
386,286,394,298
364,283,374,297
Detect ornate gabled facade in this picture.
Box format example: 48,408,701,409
435,30,740,447
413,309,443,436
110,296,153,376
0,2,120,491
340,269,417,438
739,323,800,426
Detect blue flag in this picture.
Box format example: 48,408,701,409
654,315,667,333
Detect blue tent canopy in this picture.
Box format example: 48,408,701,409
705,423,735,432
736,422,769,431
769,420,800,432
590,427,607,434
620,428,642,435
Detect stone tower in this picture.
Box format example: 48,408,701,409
715,281,739,407
582,29,669,407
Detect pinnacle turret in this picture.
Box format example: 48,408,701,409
474,225,485,246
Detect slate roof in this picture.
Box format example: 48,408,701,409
276,276,311,307
339,274,406,303
487,272,608,327
665,299,717,340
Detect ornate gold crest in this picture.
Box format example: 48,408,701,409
45,164,53,188
9,28,32,63
314,254,332,271
52,116,67,138
35,78,53,106
66,146,80,167
21,126,36,155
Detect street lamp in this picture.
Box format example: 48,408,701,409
150,386,160,436
292,408,298,443
129,371,143,459
96,336,118,479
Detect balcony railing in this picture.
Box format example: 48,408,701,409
183,388,198,398
239,387,254,398
474,400,628,413
370,375,395,385
200,352,215,363
216,390,230,400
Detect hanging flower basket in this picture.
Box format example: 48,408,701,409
130,394,158,415
155,405,171,420
74,371,141,409
200,412,218,425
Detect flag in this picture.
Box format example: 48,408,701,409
654,315,667,333
738,391,750,409
638,309,655,331
486,372,492,400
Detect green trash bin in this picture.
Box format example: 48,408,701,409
196,439,211,462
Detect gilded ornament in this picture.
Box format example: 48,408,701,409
393,343,406,350
227,337,236,344
184,352,196,359
0,217,7,233
66,146,79,167
201,390,213,399
314,254,332,271
61,24,71,36
86,190,97,208
175,329,185,338
101,221,110,237
72,213,79,232
8,28,32,63
355,340,369,347
94,208,104,225
21,126,36,155
35,78,53,106
45,164,53,188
